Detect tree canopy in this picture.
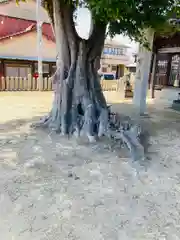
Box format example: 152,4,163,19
42,0,178,46
154,2,180,37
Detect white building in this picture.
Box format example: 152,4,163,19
100,39,136,78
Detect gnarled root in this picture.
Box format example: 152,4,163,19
32,100,147,162
108,109,148,161
31,115,52,128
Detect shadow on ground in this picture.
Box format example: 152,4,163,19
1,92,180,239
1,101,180,171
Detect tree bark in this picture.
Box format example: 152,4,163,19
39,2,108,141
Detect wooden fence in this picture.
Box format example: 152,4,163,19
0,74,133,92
0,75,52,91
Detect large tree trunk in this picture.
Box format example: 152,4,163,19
35,1,146,162
40,1,109,141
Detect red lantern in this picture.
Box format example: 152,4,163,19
33,72,39,79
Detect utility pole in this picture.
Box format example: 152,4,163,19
36,0,43,90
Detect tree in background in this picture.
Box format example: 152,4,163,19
154,3,180,38
32,0,175,143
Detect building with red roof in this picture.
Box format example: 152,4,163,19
0,2,56,78
0,15,55,42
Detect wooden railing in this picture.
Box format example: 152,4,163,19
0,74,134,92
0,75,52,91
101,79,125,91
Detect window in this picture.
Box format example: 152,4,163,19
6,66,18,77
34,63,50,73
103,48,108,54
119,48,123,55
102,67,107,72
43,63,49,73
52,65,56,74
19,67,30,78
34,63,38,72
111,65,117,71
110,48,114,55
123,48,127,55
117,48,125,55
134,54,137,63
129,67,136,73
5,64,31,77
114,48,118,55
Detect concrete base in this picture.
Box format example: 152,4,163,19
174,79,179,88
172,100,180,111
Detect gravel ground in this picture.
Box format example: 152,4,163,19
0,91,180,240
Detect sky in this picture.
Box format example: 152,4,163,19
75,7,138,54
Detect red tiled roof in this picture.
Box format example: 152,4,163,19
42,23,55,42
0,14,55,41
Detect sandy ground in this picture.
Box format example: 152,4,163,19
1,90,180,240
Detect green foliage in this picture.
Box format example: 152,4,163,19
155,22,180,38
93,0,176,46
15,0,178,46
154,3,180,37
78,0,177,46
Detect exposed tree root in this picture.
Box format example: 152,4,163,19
32,104,148,161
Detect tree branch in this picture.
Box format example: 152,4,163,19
87,21,107,60
53,0,70,69
61,4,79,64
